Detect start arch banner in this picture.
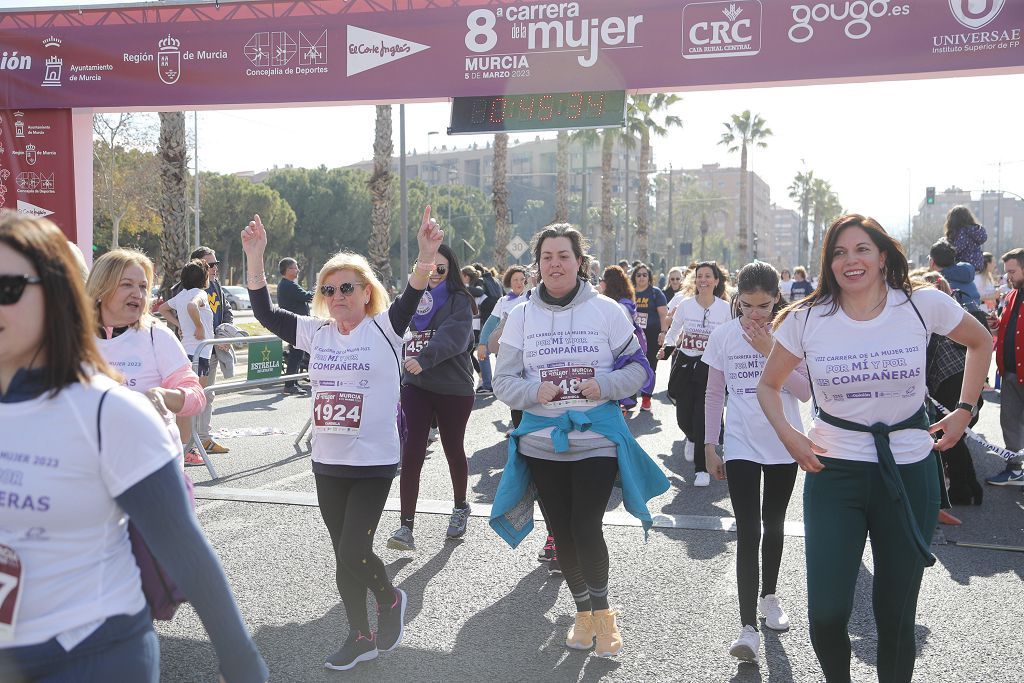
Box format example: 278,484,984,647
0,0,1022,110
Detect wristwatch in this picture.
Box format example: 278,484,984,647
955,401,978,417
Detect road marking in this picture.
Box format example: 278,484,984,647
194,486,806,537
193,470,313,515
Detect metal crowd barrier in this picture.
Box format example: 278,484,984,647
189,335,308,479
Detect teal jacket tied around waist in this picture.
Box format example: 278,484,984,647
488,401,671,547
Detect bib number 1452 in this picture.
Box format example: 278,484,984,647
313,391,364,435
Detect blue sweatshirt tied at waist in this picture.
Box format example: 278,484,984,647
489,401,670,547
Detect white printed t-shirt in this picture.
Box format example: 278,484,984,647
774,287,965,464
295,311,403,467
500,294,635,443
166,287,214,359
97,323,191,393
702,318,803,465
664,296,732,356
0,375,178,648
493,292,526,321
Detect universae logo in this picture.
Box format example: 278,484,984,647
682,1,762,59
949,0,1005,30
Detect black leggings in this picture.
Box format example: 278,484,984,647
526,456,619,610
726,459,798,627
642,328,661,397
674,353,711,473
315,473,395,635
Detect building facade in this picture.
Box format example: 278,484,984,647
910,187,1024,267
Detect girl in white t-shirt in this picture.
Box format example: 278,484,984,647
758,214,991,683
87,249,207,467
0,214,266,682
159,259,214,374
702,261,811,664
661,261,731,485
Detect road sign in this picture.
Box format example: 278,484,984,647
506,235,529,260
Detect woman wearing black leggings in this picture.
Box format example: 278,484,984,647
244,207,443,671
630,263,668,412
703,261,811,664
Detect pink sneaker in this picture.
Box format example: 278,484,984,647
184,447,204,467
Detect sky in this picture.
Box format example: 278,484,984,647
10,1,1024,240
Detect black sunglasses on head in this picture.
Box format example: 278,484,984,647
0,274,42,305
320,282,362,297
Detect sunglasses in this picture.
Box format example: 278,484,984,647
0,274,43,305
319,282,363,298
207,260,220,266
433,265,448,276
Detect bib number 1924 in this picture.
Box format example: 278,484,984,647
313,391,364,435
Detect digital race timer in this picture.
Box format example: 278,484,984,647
448,90,626,134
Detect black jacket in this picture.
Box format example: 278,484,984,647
277,277,314,316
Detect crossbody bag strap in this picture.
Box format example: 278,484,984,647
96,387,113,451
372,317,403,387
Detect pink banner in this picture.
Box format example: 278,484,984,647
0,109,77,241
0,1,1021,110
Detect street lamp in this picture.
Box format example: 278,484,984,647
426,131,439,190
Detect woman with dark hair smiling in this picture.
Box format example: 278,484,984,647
629,263,668,412
661,260,731,485
758,214,991,683
490,224,667,658
0,212,267,682
389,242,476,551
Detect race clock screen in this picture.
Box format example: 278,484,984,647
448,90,626,134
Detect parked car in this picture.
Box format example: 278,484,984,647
223,285,252,310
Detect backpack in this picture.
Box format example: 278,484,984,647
950,288,990,329
480,275,502,320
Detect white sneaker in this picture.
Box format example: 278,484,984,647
759,594,790,631
427,427,438,443
728,625,760,663
694,472,711,487
684,440,694,462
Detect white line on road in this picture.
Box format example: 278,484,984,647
193,486,807,537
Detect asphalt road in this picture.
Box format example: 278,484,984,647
156,354,1024,683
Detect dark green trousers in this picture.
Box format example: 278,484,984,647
804,455,940,683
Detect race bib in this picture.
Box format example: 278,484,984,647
0,544,24,642
539,366,596,407
679,332,709,353
403,330,433,359
635,311,649,328
313,391,364,435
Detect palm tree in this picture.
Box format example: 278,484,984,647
157,112,189,296
719,111,772,263
788,170,815,268
599,128,616,266
632,93,682,264
369,105,393,282
491,132,511,268
569,128,602,243
554,130,569,222
811,178,842,270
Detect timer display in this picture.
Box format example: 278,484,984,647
448,90,625,134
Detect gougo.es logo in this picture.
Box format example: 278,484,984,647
787,1,909,43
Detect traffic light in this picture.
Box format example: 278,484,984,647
926,187,935,205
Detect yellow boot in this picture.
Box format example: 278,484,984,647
592,608,622,657
565,611,595,649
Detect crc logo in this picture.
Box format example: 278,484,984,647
949,0,1005,30
682,1,762,59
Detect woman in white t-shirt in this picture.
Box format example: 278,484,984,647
778,268,794,302
242,207,442,672
757,214,991,683
660,261,731,485
702,261,811,664
159,259,214,375
87,249,207,467
0,213,266,682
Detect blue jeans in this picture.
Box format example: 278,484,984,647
0,608,158,682
479,354,492,390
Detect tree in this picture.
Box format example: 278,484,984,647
599,128,616,266
157,112,189,295
810,178,843,272
93,113,158,249
719,110,772,263
369,105,394,282
492,133,511,268
788,170,815,268
632,93,682,263
569,129,602,246
554,130,569,222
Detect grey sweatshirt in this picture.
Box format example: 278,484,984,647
404,290,476,396
493,278,647,461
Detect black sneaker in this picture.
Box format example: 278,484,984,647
376,588,407,652
549,551,562,574
324,631,378,671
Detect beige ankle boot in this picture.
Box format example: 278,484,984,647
565,611,595,649
592,608,622,657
